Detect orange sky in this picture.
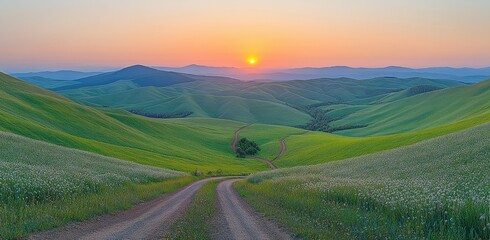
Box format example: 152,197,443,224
1,0,490,72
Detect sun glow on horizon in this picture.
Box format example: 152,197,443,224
247,57,257,66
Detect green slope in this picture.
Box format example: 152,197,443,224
56,74,464,126
0,72,265,174
237,121,490,239
0,130,193,239
0,131,184,201
17,76,79,89
237,124,307,160
373,85,443,103
333,79,490,136
128,94,312,126
238,108,490,168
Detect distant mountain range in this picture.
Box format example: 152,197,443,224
157,65,490,83
52,65,200,91
28,64,465,127
12,70,102,80
11,64,490,83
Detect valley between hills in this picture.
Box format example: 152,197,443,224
1,65,489,239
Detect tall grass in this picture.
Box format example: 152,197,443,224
169,179,224,239
0,131,192,239
236,122,490,239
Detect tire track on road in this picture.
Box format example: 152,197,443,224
30,177,228,240
215,179,292,240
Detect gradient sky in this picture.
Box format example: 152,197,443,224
1,0,490,72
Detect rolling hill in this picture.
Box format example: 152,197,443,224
49,65,464,127
237,121,490,239
333,79,490,136
0,130,191,239
3,69,486,172
12,70,102,80
0,72,266,173
237,107,490,168
53,65,201,91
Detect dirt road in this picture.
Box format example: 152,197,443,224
248,156,277,169
29,177,225,240
231,125,251,152
231,125,278,169
215,179,292,240
273,138,287,161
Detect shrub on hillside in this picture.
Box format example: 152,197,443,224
236,138,261,158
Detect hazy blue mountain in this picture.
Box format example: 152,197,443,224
53,65,198,91
12,70,103,80
157,64,241,76
17,76,80,89
156,65,490,83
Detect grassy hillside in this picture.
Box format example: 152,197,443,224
238,124,307,160
334,79,490,136
238,109,490,167
54,68,464,126
17,76,78,89
0,72,266,173
373,85,443,103
0,131,192,239
237,121,490,239
122,94,311,126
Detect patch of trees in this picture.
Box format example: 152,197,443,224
290,103,367,133
128,110,193,119
306,101,338,108
235,138,261,158
191,169,224,177
327,124,368,132
406,85,442,96
293,104,337,132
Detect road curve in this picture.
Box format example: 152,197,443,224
273,138,287,161
231,124,251,152
216,179,292,240
231,125,277,169
29,177,226,240
248,156,277,169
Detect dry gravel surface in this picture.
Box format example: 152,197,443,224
215,179,292,240
29,177,226,240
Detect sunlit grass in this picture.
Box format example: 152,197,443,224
236,122,490,239
0,131,194,239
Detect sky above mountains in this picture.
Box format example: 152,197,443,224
1,0,490,72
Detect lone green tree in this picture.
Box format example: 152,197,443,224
235,138,261,158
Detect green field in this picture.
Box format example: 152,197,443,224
238,124,307,160
53,66,464,126
3,69,490,239
236,121,490,239
235,109,490,167
0,130,194,239
0,73,266,174
2,72,488,171
334,79,490,136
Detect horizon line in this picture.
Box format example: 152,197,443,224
6,64,490,74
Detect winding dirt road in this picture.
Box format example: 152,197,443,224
273,138,287,161
231,125,278,169
27,126,298,239
248,156,277,169
29,177,225,240
231,125,251,152
215,179,292,240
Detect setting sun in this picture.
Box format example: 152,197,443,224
248,58,257,65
